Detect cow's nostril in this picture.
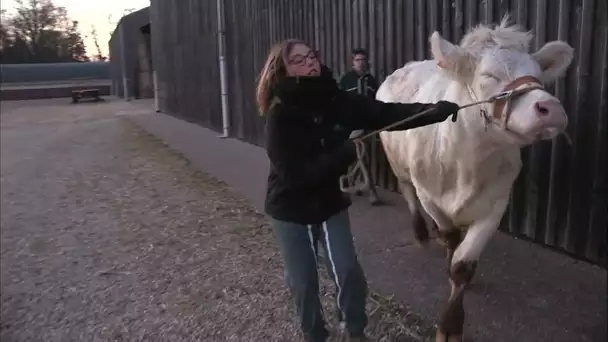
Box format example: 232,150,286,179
535,102,549,116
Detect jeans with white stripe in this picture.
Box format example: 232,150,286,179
272,210,368,342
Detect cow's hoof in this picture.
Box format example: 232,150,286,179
435,331,463,342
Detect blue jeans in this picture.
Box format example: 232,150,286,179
272,210,368,342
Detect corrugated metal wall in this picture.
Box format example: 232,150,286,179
149,0,223,129
109,7,152,99
149,0,607,267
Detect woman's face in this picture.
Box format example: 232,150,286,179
285,43,320,77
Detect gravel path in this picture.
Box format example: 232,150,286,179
1,99,425,342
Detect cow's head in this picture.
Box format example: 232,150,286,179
430,15,574,145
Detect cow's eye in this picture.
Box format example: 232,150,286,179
481,72,500,81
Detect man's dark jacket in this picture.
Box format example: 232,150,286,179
338,70,379,99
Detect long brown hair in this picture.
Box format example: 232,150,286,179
256,38,307,115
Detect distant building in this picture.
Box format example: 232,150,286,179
0,62,111,84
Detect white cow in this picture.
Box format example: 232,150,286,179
376,16,573,342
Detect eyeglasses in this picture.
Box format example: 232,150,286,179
288,51,318,66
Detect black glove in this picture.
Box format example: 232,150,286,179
432,100,460,122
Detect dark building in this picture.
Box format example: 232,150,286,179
109,7,153,100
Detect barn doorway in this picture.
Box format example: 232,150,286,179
135,24,154,99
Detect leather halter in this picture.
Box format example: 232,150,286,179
487,75,545,130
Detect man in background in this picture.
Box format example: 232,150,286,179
339,48,379,99
339,48,382,205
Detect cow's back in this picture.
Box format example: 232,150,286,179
376,60,440,104
376,60,448,183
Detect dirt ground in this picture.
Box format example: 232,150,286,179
0,99,428,342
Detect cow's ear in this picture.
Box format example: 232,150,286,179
532,41,574,85
430,31,475,81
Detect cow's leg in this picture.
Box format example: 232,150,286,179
400,182,432,246
435,199,508,342
437,229,462,264
438,228,479,289
411,193,455,251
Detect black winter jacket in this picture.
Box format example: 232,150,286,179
263,67,451,224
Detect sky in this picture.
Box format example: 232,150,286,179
2,0,150,57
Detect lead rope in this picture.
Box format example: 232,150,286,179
339,92,573,193
339,139,370,193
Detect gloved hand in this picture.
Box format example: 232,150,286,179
432,100,460,122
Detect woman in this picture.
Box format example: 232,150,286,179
256,39,459,342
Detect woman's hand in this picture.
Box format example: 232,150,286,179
431,101,460,122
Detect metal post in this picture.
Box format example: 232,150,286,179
153,70,160,112
216,0,230,138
